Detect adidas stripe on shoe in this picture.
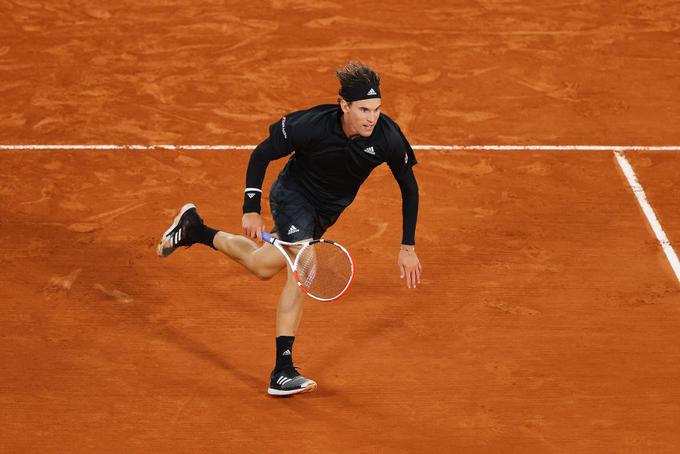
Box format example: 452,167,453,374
157,203,203,257
268,367,317,396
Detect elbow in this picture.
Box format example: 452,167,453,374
399,174,419,200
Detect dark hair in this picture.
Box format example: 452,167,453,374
336,62,380,101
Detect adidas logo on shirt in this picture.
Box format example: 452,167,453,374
363,146,375,155
287,225,300,235
282,349,291,356
367,88,377,96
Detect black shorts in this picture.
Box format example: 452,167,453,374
269,177,340,242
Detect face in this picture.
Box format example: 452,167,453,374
340,98,382,137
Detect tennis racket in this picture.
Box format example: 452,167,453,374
262,230,355,302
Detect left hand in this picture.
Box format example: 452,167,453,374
398,246,422,289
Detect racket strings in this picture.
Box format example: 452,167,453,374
295,242,352,300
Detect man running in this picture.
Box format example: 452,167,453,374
157,62,422,396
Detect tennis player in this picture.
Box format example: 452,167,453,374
157,62,421,396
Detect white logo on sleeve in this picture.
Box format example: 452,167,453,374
367,88,377,96
281,116,288,139
287,225,300,235
404,152,409,164
363,146,375,155
244,187,262,198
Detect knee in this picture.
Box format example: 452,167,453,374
253,268,278,281
246,248,287,280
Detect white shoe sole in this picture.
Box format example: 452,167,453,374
157,203,196,257
267,380,317,396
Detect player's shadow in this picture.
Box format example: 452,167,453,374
154,324,261,390
115,265,262,389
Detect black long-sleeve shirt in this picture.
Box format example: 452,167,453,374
243,104,419,244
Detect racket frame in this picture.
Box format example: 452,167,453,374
261,230,355,302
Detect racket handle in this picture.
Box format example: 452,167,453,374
261,230,276,244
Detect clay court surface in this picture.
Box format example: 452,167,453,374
2,1,680,452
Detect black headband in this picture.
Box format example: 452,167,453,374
340,85,381,102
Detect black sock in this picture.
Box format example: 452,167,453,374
275,336,295,371
190,224,218,250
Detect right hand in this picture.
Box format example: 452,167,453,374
242,212,265,241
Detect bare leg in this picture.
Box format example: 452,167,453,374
276,266,305,336
212,231,286,279
214,231,304,337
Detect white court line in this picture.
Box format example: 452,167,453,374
2,142,678,284
1,144,680,151
414,145,680,151
0,144,254,150
614,150,680,285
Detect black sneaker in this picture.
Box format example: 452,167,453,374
268,367,317,396
156,203,203,257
